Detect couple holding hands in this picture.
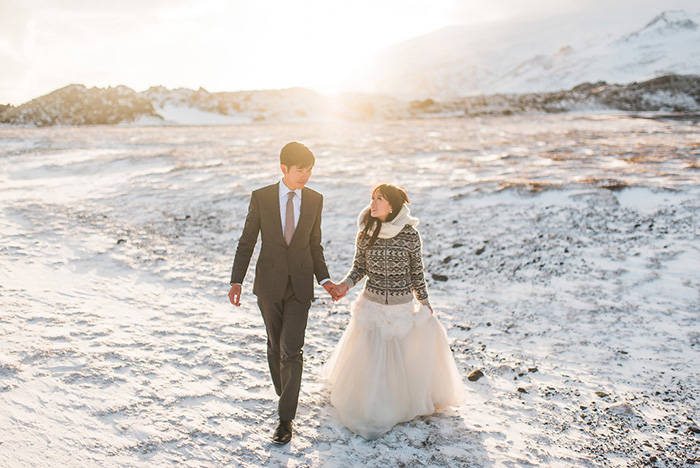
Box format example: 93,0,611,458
228,142,464,445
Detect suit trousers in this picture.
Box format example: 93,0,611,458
257,278,311,421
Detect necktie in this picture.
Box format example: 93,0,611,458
285,192,295,245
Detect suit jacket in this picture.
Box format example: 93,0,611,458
230,182,330,303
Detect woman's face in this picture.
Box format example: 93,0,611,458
370,191,392,221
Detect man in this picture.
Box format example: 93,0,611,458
228,141,336,445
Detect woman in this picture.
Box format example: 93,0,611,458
323,184,465,440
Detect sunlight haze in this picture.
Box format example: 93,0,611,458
0,0,697,105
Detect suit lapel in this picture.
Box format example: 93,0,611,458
268,182,286,244
290,187,315,245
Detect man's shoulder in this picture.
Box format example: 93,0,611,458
302,186,323,200
252,183,279,197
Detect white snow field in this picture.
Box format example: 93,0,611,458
1,113,698,467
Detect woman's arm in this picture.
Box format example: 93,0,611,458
409,229,430,306
340,232,367,290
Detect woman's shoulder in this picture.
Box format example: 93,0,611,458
399,224,420,236
396,225,422,246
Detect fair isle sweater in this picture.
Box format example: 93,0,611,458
341,222,431,306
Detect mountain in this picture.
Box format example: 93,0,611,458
361,10,700,98
1,75,698,127
0,85,158,126
2,74,700,127
2,9,699,127
425,74,700,117
0,84,407,126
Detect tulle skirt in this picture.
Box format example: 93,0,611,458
321,294,465,440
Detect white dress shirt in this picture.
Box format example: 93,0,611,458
279,179,302,237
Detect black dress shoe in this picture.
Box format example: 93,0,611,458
272,419,293,445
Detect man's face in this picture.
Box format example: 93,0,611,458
281,164,313,190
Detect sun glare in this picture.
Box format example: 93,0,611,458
1,0,454,104
211,0,452,95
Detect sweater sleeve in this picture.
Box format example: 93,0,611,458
409,229,430,306
341,233,367,289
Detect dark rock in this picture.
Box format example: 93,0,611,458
0,84,159,125
116,239,127,245
432,274,449,282
0,104,13,117
475,246,486,255
517,387,528,394
528,367,538,373
595,391,609,397
452,243,463,248
689,426,700,434
442,256,452,263
410,98,439,112
468,369,484,381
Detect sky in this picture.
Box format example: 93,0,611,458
0,0,697,105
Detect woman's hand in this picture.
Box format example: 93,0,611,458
332,283,349,301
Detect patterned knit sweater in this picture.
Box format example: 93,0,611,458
341,224,431,306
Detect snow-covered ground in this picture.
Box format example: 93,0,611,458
0,114,698,467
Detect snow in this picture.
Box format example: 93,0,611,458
0,114,698,467
361,9,700,97
142,105,254,126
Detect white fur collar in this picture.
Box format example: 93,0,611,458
357,204,419,239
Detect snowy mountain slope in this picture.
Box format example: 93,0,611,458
0,85,408,126
1,73,699,127
362,10,700,98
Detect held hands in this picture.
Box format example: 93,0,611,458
323,282,348,302
332,282,348,301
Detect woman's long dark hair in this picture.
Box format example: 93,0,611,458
360,184,410,248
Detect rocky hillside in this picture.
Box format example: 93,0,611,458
425,74,700,117
0,75,698,126
0,84,406,126
0,85,158,126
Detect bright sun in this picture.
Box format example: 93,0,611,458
210,0,452,94
1,0,455,104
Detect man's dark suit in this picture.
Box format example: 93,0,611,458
230,182,329,421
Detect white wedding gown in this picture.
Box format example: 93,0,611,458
322,294,466,440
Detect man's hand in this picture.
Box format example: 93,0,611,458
228,284,242,306
323,282,347,302
322,282,338,301
331,282,348,301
